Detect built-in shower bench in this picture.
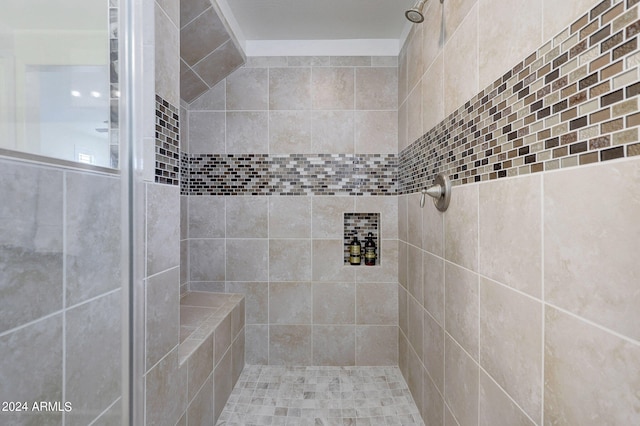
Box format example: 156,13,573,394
177,291,245,421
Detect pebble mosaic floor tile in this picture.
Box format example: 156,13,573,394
216,365,424,426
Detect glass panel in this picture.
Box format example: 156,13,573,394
0,0,118,168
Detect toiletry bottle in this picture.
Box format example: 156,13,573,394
349,233,361,265
364,232,377,266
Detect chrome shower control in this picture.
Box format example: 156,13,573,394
420,173,451,212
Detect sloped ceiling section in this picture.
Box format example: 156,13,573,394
180,0,245,103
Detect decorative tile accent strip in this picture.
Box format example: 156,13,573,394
344,213,380,264
155,95,180,185
182,153,397,196
399,0,640,194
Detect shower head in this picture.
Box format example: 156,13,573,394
405,0,427,23
405,0,443,23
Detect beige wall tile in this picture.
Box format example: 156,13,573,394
423,371,444,426
180,0,210,28
355,111,398,154
356,282,398,325
225,196,268,238
146,182,180,277
356,196,398,240
269,239,312,281
356,325,398,365
226,239,269,282
0,163,63,333
445,263,479,360
214,315,231,366
479,0,542,89
422,0,445,71
399,284,408,335
406,343,424,413
313,282,356,324
398,194,408,243
544,307,640,424
355,240,398,283
311,67,355,110
226,111,268,153
311,110,355,153
445,183,479,272
407,244,424,302
189,79,225,111
0,316,63,425
269,197,311,239
355,67,398,110
269,67,311,110
480,277,542,423
407,295,424,361
269,325,312,365
187,374,213,425
422,54,445,133
269,111,312,154
312,325,356,366
155,4,180,106
189,239,225,282
312,239,356,282
407,79,423,144
423,252,445,325
226,282,268,324
191,40,245,88
444,3,479,117
544,160,640,341
398,99,409,151
407,192,423,249
444,0,478,42
399,43,408,106
269,282,312,324
179,8,228,67
213,349,232,419
188,196,225,238
423,310,445,393
232,328,245,384
407,25,424,94
422,186,445,256
312,196,356,239
479,370,535,426
445,335,479,426
145,348,187,426
187,111,225,154
187,334,213,402
479,175,542,298
543,0,597,40
146,268,180,369
245,324,268,364
225,67,268,111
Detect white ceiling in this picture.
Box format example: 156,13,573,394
222,0,415,42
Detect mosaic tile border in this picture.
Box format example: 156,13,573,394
399,0,640,194
182,153,397,196
155,95,180,185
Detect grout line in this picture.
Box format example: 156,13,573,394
540,172,546,425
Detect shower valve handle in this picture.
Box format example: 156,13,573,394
420,173,452,212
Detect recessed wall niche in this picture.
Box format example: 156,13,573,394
343,213,380,265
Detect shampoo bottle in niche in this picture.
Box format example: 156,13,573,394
364,232,377,266
349,233,361,265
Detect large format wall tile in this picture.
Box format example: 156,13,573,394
66,292,121,426
226,239,269,282
0,315,63,425
544,307,640,424
444,335,479,426
146,183,180,276
479,370,535,426
312,325,356,366
545,160,640,341
0,161,63,333
480,277,542,423
311,67,355,110
313,282,355,324
188,196,225,238
445,262,479,360
146,268,180,369
226,68,268,111
189,239,225,282
479,175,542,298
187,111,225,154
355,67,398,110
269,282,312,324
225,196,268,238
445,183,478,272
269,67,311,110
146,349,187,426
269,197,311,238
355,325,398,365
67,172,121,306
269,325,312,365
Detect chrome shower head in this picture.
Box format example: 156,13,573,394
405,0,427,23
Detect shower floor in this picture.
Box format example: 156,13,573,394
216,365,424,425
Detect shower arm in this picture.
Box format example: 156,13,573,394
420,173,451,212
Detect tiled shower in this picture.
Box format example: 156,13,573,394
1,0,639,425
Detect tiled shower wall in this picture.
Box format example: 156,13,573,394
399,0,640,424
182,56,401,366
0,159,122,425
